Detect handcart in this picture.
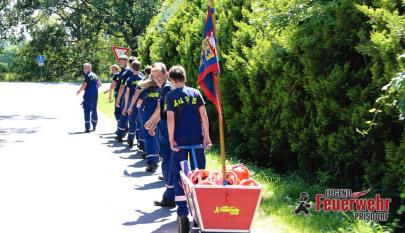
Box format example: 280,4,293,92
178,144,263,233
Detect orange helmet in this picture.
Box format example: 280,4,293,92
231,163,250,181
189,170,209,185
239,179,258,186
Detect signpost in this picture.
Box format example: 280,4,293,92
112,46,130,62
37,54,45,79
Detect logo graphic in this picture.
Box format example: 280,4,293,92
292,189,392,221
293,192,312,217
214,205,240,216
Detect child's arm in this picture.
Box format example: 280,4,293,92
115,83,125,107
108,81,116,102
127,89,141,115
104,79,115,96
123,87,130,114
97,79,102,88
104,80,113,94
199,105,212,149
76,82,87,95
144,102,161,131
167,111,179,152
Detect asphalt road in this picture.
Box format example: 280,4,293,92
0,83,177,233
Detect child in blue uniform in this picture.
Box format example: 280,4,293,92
166,65,211,230
104,64,121,121
76,63,101,133
137,66,152,152
142,63,176,208
138,77,160,172
123,59,143,148
115,56,136,142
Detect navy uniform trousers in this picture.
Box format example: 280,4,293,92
172,148,205,217
127,106,138,145
83,93,98,130
116,97,129,139
158,120,174,201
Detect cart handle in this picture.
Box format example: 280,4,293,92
177,144,204,170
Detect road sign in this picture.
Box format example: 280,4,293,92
37,55,45,66
112,46,130,62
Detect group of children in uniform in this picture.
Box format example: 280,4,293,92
77,55,212,231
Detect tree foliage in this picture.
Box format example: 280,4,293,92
1,0,162,81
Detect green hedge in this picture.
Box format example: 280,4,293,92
138,0,404,228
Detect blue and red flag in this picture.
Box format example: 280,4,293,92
197,2,221,115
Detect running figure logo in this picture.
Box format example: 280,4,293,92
293,192,312,217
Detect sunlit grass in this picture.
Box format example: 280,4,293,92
98,91,115,119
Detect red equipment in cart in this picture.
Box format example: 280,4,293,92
178,145,263,233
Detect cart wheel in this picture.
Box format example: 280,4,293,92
177,216,190,233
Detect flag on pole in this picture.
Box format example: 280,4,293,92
199,0,227,185
112,46,130,62
197,2,221,114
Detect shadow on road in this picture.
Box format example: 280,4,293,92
127,159,146,168
150,220,177,233
122,208,175,226
134,180,164,190
123,169,152,178
0,128,40,135
67,131,89,135
113,147,133,154
0,127,41,147
0,114,57,121
98,132,115,136
119,151,145,160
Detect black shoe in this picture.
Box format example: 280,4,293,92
126,141,133,149
177,216,190,233
141,153,146,160
145,163,157,172
92,127,96,131
85,129,90,133
158,175,164,181
154,199,176,208
115,136,123,142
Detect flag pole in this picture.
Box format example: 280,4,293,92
217,77,227,184
210,0,227,184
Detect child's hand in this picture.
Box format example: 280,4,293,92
127,108,133,115
108,96,113,103
204,136,212,149
76,91,80,96
170,139,180,152
122,107,127,115
148,128,155,136
115,102,120,108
